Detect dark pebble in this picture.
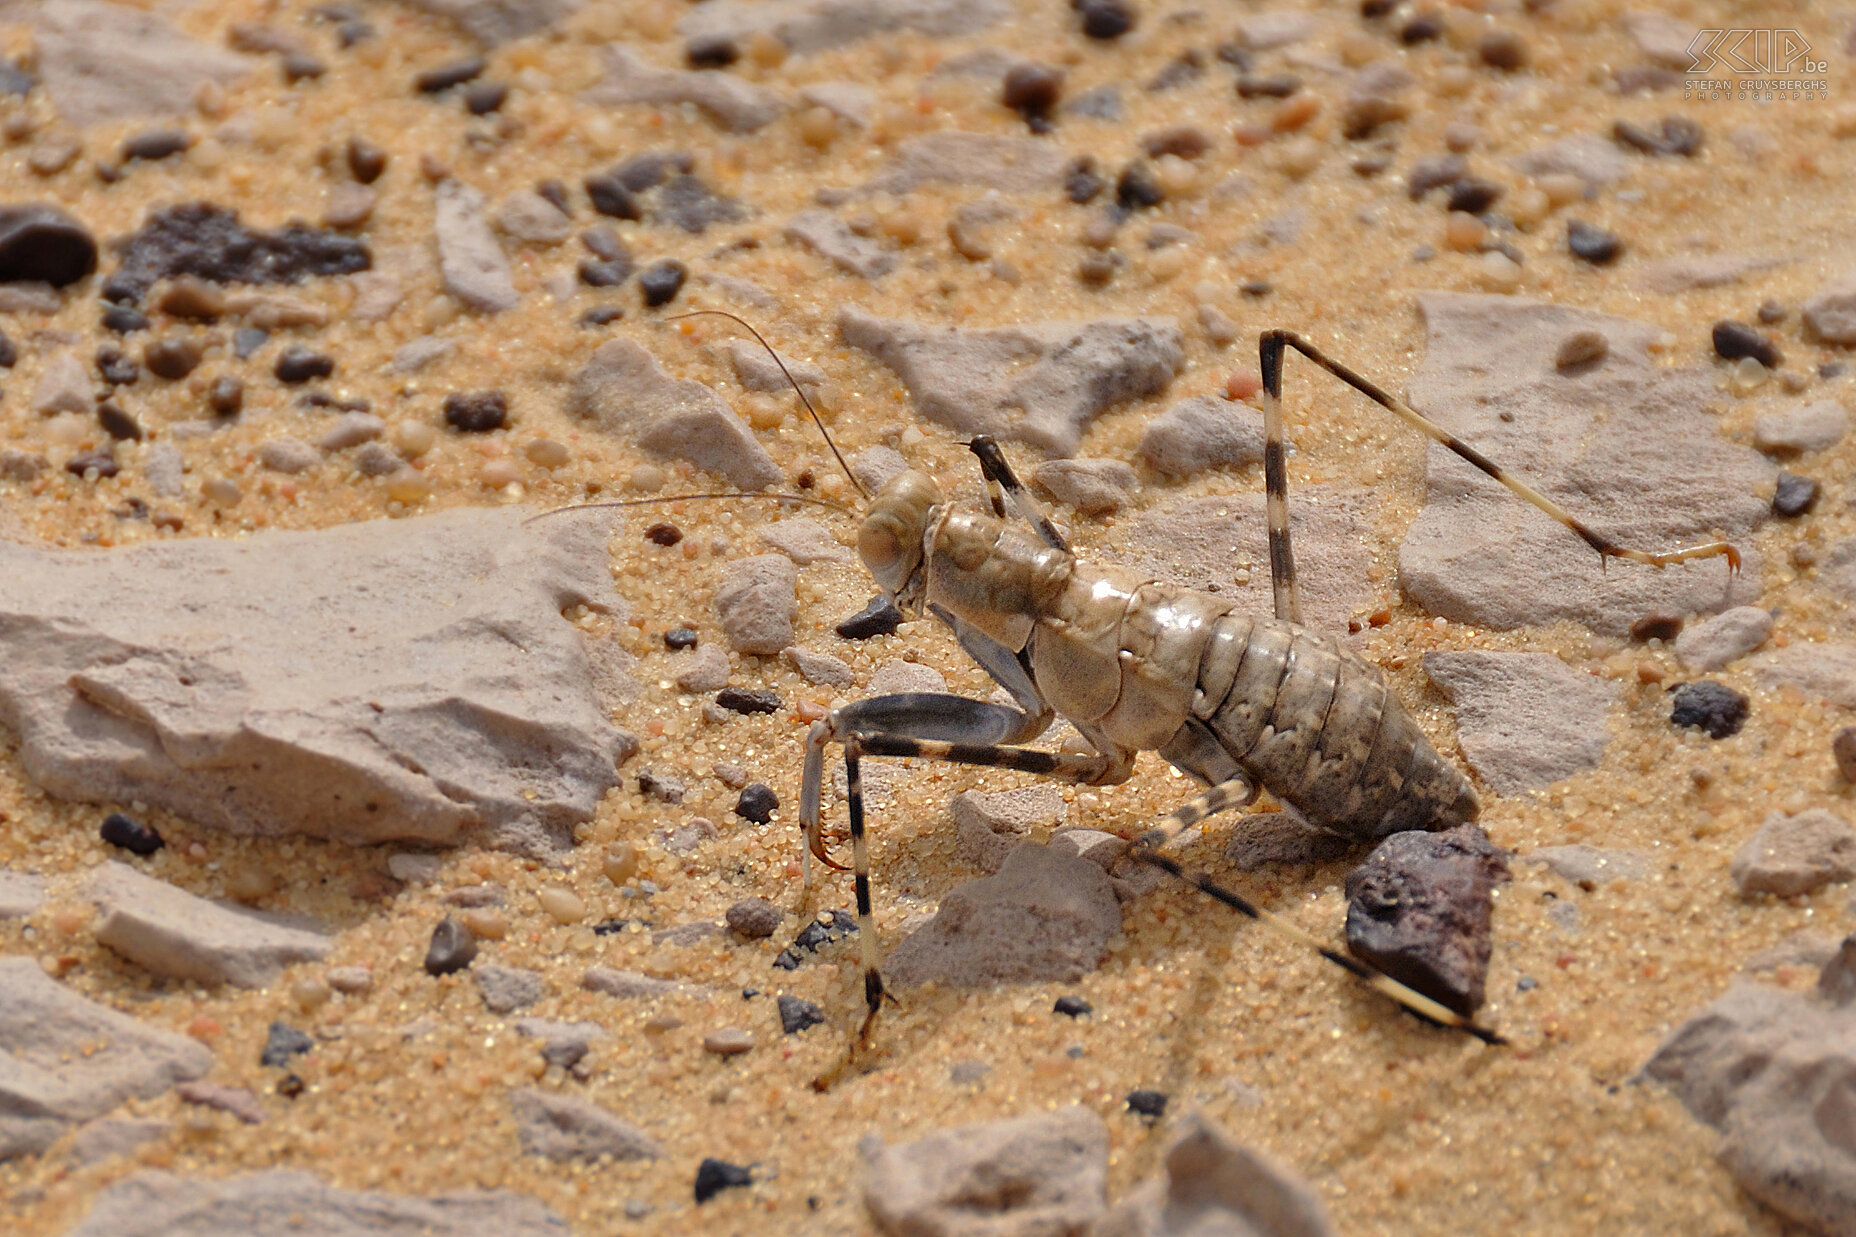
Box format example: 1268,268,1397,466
1478,30,1528,71
685,36,738,68
259,1021,314,1068
694,1159,753,1205
208,375,245,417
584,170,642,220
1125,1089,1168,1120
654,174,745,234
578,305,625,326
1146,50,1203,92
298,392,369,412
1400,12,1445,42
0,203,98,286
582,225,628,262
442,389,508,433
1834,728,1856,783
97,347,139,386
1342,97,1406,141
1670,680,1750,740
1345,824,1509,1017
423,917,478,975
233,327,269,359
1141,126,1211,160
645,521,683,546
613,152,694,192
336,19,373,46
836,594,902,639
1075,0,1135,40
274,346,334,384
108,203,369,304
1064,157,1104,204
346,136,387,184
1517,975,1538,992
1446,177,1503,214
276,1073,306,1098
637,769,686,805
1567,219,1622,265
121,129,193,162
1629,612,1683,643
1053,995,1093,1017
1772,471,1819,518
1242,279,1272,297
735,783,779,824
415,57,485,94
463,81,508,115
1757,300,1786,325
536,179,570,214
143,337,202,381
1361,0,1398,15
578,258,633,288
101,304,149,334
1711,320,1781,368
282,52,327,83
1407,153,1467,199
97,402,143,441
664,627,699,650
639,260,687,307
1114,161,1164,211
1614,116,1703,157
773,909,856,967
1003,62,1064,131
717,687,781,715
100,811,163,855
1822,363,1849,380
0,330,13,368
1082,252,1119,282
1236,73,1301,99
777,993,826,1034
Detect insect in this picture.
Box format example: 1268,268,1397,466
550,315,1738,1066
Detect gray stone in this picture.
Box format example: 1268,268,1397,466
476,964,545,1013
674,645,731,693
1422,651,1617,796
174,1081,264,1124
1032,458,1138,515
799,80,877,126
727,338,826,394
783,210,896,280
839,307,1183,457
715,554,797,655
782,646,854,687
884,843,1122,988
697,272,779,311
1754,401,1849,454
954,787,1066,874
0,956,211,1159
1731,810,1856,897
0,507,631,853
508,1087,660,1161
63,1168,567,1236
681,0,1010,56
1527,844,1651,888
143,443,183,497
0,868,46,918
1818,539,1856,606
1138,395,1266,477
31,352,92,415
1094,1110,1337,1237
1237,10,1321,50
757,517,850,564
863,131,1074,196
1510,133,1633,188
566,338,781,489
349,271,405,323
580,966,691,999
1622,12,1696,69
84,862,331,987
386,853,442,884
1752,643,1856,709
1804,275,1856,346
1398,294,1770,636
495,190,574,247
512,1017,606,1071
318,413,386,452
354,442,404,477
725,897,781,938
323,183,376,231
849,445,908,494
388,335,455,375
1674,605,1772,671
26,0,253,128
326,965,373,993
868,659,947,696
64,1118,169,1168
435,179,518,313
583,46,784,134
1345,825,1509,1017
258,437,318,475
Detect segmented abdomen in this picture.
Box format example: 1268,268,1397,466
1192,614,1478,840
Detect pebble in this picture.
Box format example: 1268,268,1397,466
1003,62,1063,131
1631,612,1683,642
585,170,641,220
1346,824,1510,1016
1126,1089,1168,1120
107,203,368,304
715,555,797,654
232,327,268,359
603,842,639,886
694,1158,753,1204
97,403,143,441
324,182,376,230
460,909,508,940
735,783,778,823
1674,606,1773,672
346,137,387,184
319,412,385,452
703,1027,755,1056
259,438,318,475
101,304,149,333
1773,471,1820,517
143,338,202,381
663,627,699,652
638,260,687,308
1713,321,1781,368
1054,995,1092,1017
1446,178,1502,214
416,57,485,94
1479,30,1528,71
27,136,80,176
1754,401,1849,454
1115,161,1164,212
1834,729,1856,782
1139,394,1264,477
1731,810,1856,896
655,175,745,234
66,450,119,479
636,768,687,806
435,179,518,313
537,886,586,924
175,1081,264,1125
208,376,245,417
121,128,191,162
1567,219,1622,265
326,965,373,994
424,917,478,975
32,353,91,414
1669,680,1750,740
0,450,46,481
1555,330,1609,372
443,390,508,433
273,346,335,384
777,993,826,1034
1615,116,1703,157
97,348,141,386
716,687,781,715
259,1021,314,1068
644,522,682,547
1076,0,1135,40
100,811,164,855
464,81,508,115
726,897,781,938
0,204,99,286
476,964,544,1013
836,594,903,639
495,190,573,247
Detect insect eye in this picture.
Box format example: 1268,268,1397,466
858,522,901,573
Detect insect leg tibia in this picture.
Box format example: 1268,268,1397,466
966,436,1070,552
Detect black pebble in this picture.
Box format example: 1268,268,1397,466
645,521,683,546
1566,219,1622,265
346,137,388,184
1712,320,1781,368
578,258,634,288
1773,471,1819,518
415,57,486,94
585,170,642,220
685,36,738,68
717,688,781,715
463,81,508,115
275,346,335,384
774,909,856,967
0,203,98,286
1670,680,1750,740
1114,161,1164,211
97,402,143,441
424,917,478,975
694,1158,753,1205
122,129,193,162
654,174,746,234
100,811,163,855
1125,1089,1168,1119
233,327,269,359
614,152,695,192
1064,157,1104,204
0,330,12,368
578,305,624,327
836,594,903,639
735,783,779,824
1003,62,1064,131
109,203,369,304
777,993,826,1034
102,304,149,334
1075,0,1135,40
1053,995,1093,1017
144,338,202,381
442,389,508,433
639,260,687,308
1614,116,1703,157
209,375,245,417
1400,12,1445,42
97,347,139,386
664,627,698,650
1446,178,1503,214
259,1021,314,1068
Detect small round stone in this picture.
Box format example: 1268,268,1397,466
442,389,508,433
1002,62,1063,128
1555,330,1608,372
102,304,149,333
97,347,140,386
327,965,374,994
393,422,437,457
525,438,570,468
1445,178,1503,215
1669,680,1750,740
1115,161,1163,211
1076,0,1135,40
424,917,478,975
1772,471,1820,518
703,1027,755,1056
735,784,778,824
1630,613,1683,643
796,105,838,148
1566,219,1622,265
1400,12,1444,42
202,477,241,505
716,687,781,715
463,81,508,115
416,56,486,93
275,346,335,383
97,402,144,441
479,459,521,488
460,907,509,939
122,129,192,161
1443,212,1487,251
603,841,639,885
291,977,332,1012
664,627,698,650
1479,31,1528,71
100,811,164,855
143,337,203,380
1054,994,1093,1017
645,522,683,546
208,376,244,417
536,886,586,924
725,897,781,939
1065,159,1105,205
346,136,388,184
639,259,688,308
836,594,903,639
685,36,739,68
1711,320,1781,368
0,203,98,286
66,450,119,480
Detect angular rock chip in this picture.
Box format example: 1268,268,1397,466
862,1106,1109,1237
757,517,850,564
1509,133,1633,188
1754,400,1850,455
508,1087,661,1161
1398,294,1770,636
1422,651,1617,795
782,646,854,687
727,338,825,394
1095,1110,1338,1237
884,843,1122,987
63,1169,567,1236
1345,825,1509,1017
953,786,1067,874
0,956,211,1159
863,131,1075,195
583,46,783,133
566,338,780,489
681,0,1010,56
839,306,1183,456
435,179,518,313
1673,605,1772,672
32,352,94,415
64,1118,170,1168
1138,394,1266,477
783,210,896,280
0,507,632,853
476,964,546,1014
1804,274,1856,346
715,554,798,655
27,0,253,128
107,203,370,305
84,862,331,987
1032,458,1137,515
1730,809,1856,897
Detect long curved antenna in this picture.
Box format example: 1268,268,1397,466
522,491,855,526
668,310,869,501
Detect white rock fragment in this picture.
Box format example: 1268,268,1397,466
1674,606,1772,671
714,554,798,655
1803,275,1856,346
435,179,519,313
867,660,947,697
782,646,854,688
953,787,1066,874
727,338,825,394
849,445,908,494
799,80,877,126
476,964,546,1014
1527,845,1651,888
143,443,184,497
258,437,318,474
1754,401,1849,454
583,45,784,133
864,131,1074,195
1752,643,1856,709
0,869,46,919
388,335,456,375
317,412,386,452
783,210,896,280
494,189,574,246
32,353,93,415
1731,810,1856,897
84,862,331,987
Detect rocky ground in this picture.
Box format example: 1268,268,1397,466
1,0,1855,1234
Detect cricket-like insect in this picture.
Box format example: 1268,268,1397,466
548,313,1739,1065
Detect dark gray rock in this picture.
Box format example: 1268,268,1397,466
1345,825,1509,1017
